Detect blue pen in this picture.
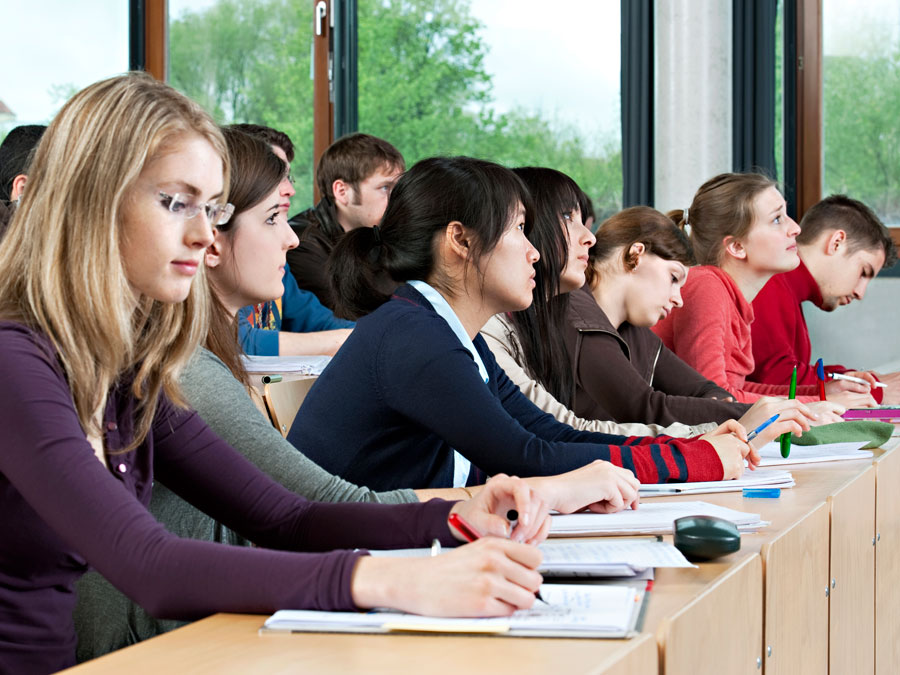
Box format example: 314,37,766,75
746,413,780,443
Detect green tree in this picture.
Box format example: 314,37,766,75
168,0,623,212
824,50,900,222
170,0,316,205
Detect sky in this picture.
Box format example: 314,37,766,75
2,0,896,129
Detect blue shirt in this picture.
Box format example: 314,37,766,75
238,267,354,356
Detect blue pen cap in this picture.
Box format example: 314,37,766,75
816,358,825,381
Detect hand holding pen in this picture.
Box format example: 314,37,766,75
448,511,547,604
447,474,550,545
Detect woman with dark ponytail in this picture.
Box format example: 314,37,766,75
289,156,761,491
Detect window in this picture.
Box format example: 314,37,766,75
356,0,623,220
0,2,128,140
823,0,900,224
168,0,317,211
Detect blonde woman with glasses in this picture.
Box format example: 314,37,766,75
0,73,553,673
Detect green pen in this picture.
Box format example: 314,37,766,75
779,366,797,458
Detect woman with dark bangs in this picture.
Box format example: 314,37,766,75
288,157,762,492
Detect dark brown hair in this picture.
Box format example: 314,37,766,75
668,172,776,266
316,133,405,202
229,123,295,162
507,167,581,406
587,206,695,286
330,156,532,320
205,127,286,387
797,194,897,268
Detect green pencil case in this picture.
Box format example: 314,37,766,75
792,420,894,449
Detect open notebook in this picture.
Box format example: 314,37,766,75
261,583,648,639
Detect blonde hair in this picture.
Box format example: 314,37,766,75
0,72,228,451
668,172,776,265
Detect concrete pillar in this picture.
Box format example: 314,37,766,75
654,0,733,212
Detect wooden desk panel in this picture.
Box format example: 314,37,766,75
657,553,763,675
874,448,900,675
61,613,657,675
828,464,876,675
760,502,829,675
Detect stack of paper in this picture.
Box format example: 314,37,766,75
242,355,332,375
371,538,693,577
755,441,872,466
640,469,794,495
538,539,693,576
262,583,645,638
549,501,766,537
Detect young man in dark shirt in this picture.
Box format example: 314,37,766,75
288,133,404,310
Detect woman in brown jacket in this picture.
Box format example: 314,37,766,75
567,206,843,427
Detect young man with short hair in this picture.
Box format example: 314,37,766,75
750,195,898,400
288,133,405,310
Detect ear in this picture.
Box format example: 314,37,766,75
824,229,846,256
443,221,471,261
332,179,352,207
627,241,646,268
204,230,226,269
722,235,747,261
10,174,27,201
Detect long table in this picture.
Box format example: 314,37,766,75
63,445,899,674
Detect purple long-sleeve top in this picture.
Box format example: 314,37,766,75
0,321,456,673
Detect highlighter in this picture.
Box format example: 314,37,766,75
779,366,797,458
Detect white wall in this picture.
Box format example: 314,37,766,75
804,277,900,371
654,0,733,212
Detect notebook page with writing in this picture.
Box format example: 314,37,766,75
262,584,642,637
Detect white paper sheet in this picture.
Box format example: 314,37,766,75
640,469,795,495
755,441,871,466
241,354,332,375
549,501,765,536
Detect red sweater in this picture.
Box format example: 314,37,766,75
652,266,818,403
750,261,850,384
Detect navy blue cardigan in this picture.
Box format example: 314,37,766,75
288,285,723,490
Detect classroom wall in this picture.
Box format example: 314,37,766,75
803,277,900,371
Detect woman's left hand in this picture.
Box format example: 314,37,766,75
448,474,550,546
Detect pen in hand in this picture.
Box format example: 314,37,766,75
746,413,780,443
447,512,547,604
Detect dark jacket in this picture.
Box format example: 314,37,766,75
287,199,396,311
287,199,344,309
565,285,750,425
288,284,725,490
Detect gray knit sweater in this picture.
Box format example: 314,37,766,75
74,348,417,661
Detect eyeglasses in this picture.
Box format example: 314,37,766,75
159,191,235,225
285,172,295,187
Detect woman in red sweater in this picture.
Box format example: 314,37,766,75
652,173,876,407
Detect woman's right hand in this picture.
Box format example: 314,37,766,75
738,396,816,434
804,400,847,425
827,391,876,410
350,537,543,617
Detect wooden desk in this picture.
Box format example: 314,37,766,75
64,450,898,675
62,613,658,675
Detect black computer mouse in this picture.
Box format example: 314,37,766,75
673,515,741,561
